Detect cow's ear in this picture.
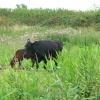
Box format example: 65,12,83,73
27,39,30,42
34,41,37,44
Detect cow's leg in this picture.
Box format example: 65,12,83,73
53,57,58,71
35,53,39,71
31,58,35,68
43,59,47,69
30,58,35,70
54,60,57,66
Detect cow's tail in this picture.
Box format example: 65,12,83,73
57,41,63,51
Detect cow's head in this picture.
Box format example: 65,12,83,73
24,39,32,57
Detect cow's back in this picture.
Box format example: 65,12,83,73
32,40,63,55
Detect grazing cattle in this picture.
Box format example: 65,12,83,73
24,39,63,71
10,49,34,68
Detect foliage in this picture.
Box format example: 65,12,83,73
0,4,100,30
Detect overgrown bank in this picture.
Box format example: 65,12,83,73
0,4,100,30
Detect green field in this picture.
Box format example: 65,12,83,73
0,25,100,100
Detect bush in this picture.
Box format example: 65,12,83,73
0,4,100,30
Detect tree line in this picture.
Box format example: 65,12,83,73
0,4,100,30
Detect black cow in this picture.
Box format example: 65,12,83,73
24,39,63,71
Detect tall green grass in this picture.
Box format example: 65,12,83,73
0,44,100,99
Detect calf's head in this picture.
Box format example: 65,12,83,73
10,58,18,68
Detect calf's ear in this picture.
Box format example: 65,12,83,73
27,39,30,42
14,58,18,62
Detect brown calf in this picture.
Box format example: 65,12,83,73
10,49,34,68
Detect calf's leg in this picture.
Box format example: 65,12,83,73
18,61,21,69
